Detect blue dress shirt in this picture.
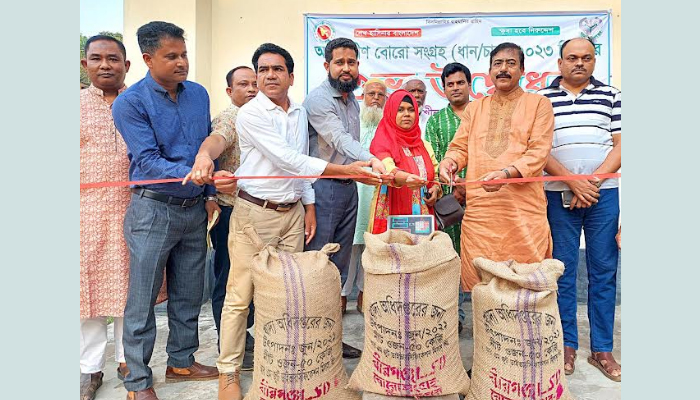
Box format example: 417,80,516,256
113,72,213,198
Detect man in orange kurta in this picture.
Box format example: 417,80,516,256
439,42,554,291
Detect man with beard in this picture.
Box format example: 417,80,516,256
113,21,219,400
342,78,387,314
183,66,259,371
425,62,471,333
438,42,554,292
304,37,387,359
403,78,430,137
538,37,621,381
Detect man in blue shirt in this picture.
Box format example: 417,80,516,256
113,21,219,400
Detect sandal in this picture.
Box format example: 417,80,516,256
117,363,130,381
563,346,576,375
588,352,621,382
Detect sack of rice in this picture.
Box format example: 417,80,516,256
244,227,360,400
349,230,470,397
362,393,459,400
467,258,572,400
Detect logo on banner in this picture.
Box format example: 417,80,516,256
314,21,335,43
579,17,604,40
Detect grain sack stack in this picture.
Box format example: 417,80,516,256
349,230,470,397
467,257,572,400
244,226,360,400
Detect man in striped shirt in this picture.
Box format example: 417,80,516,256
539,37,621,382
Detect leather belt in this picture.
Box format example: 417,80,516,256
131,187,202,207
238,190,298,212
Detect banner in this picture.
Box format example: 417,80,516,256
304,12,611,113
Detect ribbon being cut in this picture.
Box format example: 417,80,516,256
80,173,621,190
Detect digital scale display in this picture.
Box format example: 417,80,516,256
388,215,435,235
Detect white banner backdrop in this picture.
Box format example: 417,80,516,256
305,12,611,114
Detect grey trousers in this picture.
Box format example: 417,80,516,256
305,179,359,286
122,194,207,391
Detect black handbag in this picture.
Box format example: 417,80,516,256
433,193,465,230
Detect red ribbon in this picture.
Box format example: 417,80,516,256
80,173,620,190
452,172,621,186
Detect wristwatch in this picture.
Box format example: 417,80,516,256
205,195,218,202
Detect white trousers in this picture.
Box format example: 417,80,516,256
342,244,365,296
80,317,125,373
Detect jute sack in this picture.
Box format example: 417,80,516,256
244,227,360,400
349,230,470,397
467,258,572,400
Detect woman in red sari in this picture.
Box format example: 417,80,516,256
367,89,442,234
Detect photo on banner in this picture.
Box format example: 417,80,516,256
304,11,612,114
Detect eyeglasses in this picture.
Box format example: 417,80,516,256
491,59,519,69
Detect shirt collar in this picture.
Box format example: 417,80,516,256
548,75,606,90
145,71,185,96
87,84,127,98
255,91,300,113
493,87,524,102
322,79,344,98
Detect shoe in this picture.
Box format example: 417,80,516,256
117,363,130,381
241,348,254,371
587,351,621,382
80,372,103,400
341,296,348,315
466,368,472,379
564,346,576,375
126,387,159,400
165,361,219,382
342,342,362,358
356,291,364,314
218,372,243,400
458,321,463,335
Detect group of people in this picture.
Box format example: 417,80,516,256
80,19,621,400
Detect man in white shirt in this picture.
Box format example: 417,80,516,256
198,43,378,400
